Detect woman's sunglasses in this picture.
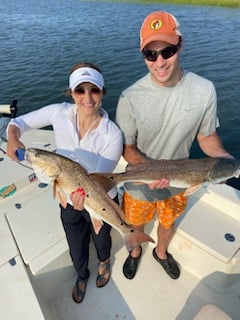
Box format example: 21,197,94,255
142,45,179,62
74,86,101,95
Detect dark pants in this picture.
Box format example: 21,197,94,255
60,196,118,280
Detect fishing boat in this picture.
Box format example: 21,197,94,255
1,102,240,320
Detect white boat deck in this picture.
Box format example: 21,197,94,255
1,129,240,319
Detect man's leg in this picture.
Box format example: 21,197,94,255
152,222,180,279
122,224,144,279
155,223,174,259
121,191,155,279
152,192,188,279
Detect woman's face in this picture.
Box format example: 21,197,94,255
71,82,103,115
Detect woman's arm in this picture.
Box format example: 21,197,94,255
7,124,26,161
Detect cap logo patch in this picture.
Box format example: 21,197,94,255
81,71,91,76
150,19,162,30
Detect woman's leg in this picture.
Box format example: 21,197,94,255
60,203,91,280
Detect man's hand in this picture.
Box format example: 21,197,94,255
148,178,170,190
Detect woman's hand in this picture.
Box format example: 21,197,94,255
70,188,86,211
7,139,26,161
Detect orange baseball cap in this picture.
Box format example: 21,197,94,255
140,11,182,52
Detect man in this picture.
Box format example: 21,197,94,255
116,11,233,280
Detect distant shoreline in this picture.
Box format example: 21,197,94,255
107,0,240,8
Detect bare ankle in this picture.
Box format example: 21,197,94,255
155,248,167,260
130,246,141,258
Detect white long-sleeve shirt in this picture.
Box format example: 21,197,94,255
8,102,123,198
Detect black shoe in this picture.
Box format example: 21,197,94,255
123,246,142,279
152,248,180,279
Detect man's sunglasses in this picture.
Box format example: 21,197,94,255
142,45,179,62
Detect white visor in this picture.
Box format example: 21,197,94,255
69,67,104,91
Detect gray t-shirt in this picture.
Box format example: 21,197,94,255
116,70,219,201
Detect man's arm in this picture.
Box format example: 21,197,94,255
197,131,234,159
123,144,147,165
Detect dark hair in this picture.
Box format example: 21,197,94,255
66,62,107,95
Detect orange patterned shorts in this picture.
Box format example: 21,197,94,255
121,191,188,229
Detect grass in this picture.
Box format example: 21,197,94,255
104,0,240,8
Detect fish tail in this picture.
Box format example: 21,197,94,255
124,231,155,252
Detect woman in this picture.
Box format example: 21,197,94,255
7,62,123,303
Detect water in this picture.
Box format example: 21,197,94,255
0,0,240,161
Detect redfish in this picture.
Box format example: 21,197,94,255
26,148,154,252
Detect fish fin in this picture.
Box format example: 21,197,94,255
90,173,117,192
84,205,104,234
184,184,202,196
56,190,68,208
124,230,155,252
53,180,68,208
53,180,57,198
90,217,104,235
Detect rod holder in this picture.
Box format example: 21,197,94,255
0,100,18,117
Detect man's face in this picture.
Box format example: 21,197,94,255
143,40,183,87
